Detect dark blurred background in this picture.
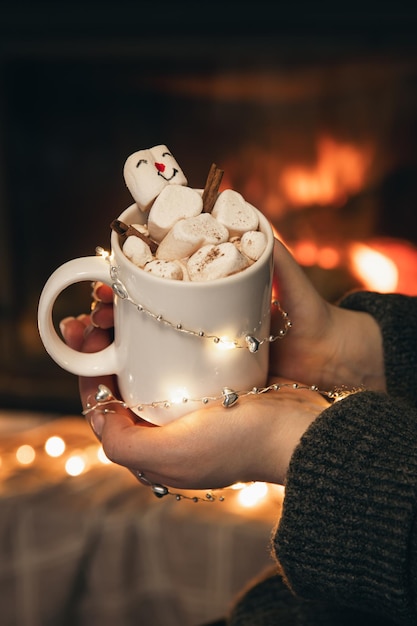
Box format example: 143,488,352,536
2,1,417,414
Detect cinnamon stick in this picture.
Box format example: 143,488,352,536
202,163,224,213
110,219,158,253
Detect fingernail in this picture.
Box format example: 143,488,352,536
89,411,105,440
83,324,95,338
76,314,91,324
59,316,75,339
92,281,105,301
90,309,100,328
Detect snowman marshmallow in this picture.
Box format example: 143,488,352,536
123,144,187,211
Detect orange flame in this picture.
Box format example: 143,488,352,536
349,239,417,295
291,239,341,269
279,136,373,208
349,243,398,292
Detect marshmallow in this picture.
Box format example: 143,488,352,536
120,148,268,283
240,230,267,261
123,145,187,211
144,259,184,280
212,189,259,237
187,242,249,282
156,213,229,262
176,260,191,281
131,222,150,237
123,236,153,268
148,185,203,242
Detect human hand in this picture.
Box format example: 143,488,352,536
60,302,156,434
60,301,329,488
87,379,329,489
270,238,386,392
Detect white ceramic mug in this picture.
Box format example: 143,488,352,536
38,204,274,425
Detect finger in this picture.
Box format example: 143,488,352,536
60,316,89,351
76,314,91,328
96,411,204,488
86,398,156,456
81,325,112,353
79,375,122,416
95,398,255,489
273,238,320,310
92,282,114,303
91,302,114,329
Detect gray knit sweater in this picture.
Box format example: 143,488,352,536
228,292,417,626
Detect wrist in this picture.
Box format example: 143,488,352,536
328,307,386,392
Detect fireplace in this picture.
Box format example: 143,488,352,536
1,4,417,412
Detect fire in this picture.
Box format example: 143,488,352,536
225,137,417,297
289,237,417,296
279,136,373,208
349,243,398,292
349,239,417,295
291,239,340,269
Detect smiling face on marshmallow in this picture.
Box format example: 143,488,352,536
123,145,188,211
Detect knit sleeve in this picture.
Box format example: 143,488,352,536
275,391,417,624
275,292,417,623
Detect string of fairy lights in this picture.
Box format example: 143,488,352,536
0,415,284,510
0,417,111,485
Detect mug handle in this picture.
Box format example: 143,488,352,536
38,255,118,377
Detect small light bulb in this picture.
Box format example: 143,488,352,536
170,387,189,405
16,444,36,465
65,455,86,476
237,482,268,508
45,436,66,458
96,246,110,260
97,446,111,464
217,337,237,351
230,482,247,490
